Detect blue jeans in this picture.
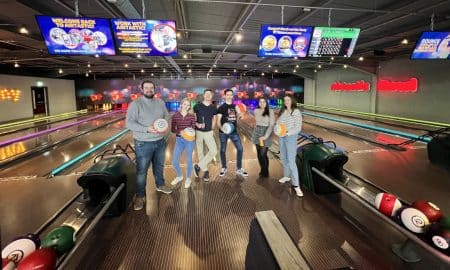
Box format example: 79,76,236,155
279,135,299,186
134,139,166,197
172,136,195,177
219,131,243,169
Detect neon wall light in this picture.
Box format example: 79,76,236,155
377,78,418,92
330,80,370,91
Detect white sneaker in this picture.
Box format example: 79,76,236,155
236,168,248,177
278,177,291,183
294,187,304,197
219,168,227,177
184,178,191,188
171,176,183,186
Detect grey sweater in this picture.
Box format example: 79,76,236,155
126,97,170,141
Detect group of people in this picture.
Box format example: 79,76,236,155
125,80,303,211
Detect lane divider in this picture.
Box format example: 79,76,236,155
0,109,88,129
49,128,130,177
302,112,432,143
0,111,122,147
300,104,450,128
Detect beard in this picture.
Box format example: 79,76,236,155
143,93,154,99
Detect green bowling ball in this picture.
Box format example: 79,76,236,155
41,225,75,255
440,216,450,230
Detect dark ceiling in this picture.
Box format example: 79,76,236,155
0,0,449,80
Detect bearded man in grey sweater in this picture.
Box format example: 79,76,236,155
126,80,172,211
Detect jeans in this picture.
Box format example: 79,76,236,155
172,136,195,178
279,135,299,186
134,139,166,197
219,131,243,169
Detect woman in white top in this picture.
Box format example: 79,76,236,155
251,98,275,178
276,95,303,197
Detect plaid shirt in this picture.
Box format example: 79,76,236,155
171,112,196,134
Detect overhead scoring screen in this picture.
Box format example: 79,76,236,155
111,19,177,56
35,15,115,56
411,32,450,59
258,25,313,58
308,27,360,57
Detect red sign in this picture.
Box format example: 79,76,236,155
90,94,103,102
186,92,198,100
285,90,294,96
330,80,370,91
377,78,418,92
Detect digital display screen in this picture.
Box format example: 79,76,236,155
411,32,450,59
35,15,115,55
111,19,177,56
308,27,360,57
258,25,313,58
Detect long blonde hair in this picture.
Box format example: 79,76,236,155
179,97,194,114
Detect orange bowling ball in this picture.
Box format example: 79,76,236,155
412,200,443,223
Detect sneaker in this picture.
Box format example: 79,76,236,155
171,176,183,186
294,186,304,197
203,171,210,182
156,185,173,194
133,196,146,211
194,164,201,177
278,176,291,183
184,178,192,188
219,168,227,177
236,168,248,177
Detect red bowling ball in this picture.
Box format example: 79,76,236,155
412,200,443,223
17,248,57,270
374,193,402,217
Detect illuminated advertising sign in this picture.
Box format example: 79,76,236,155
258,25,313,58
36,15,115,55
111,19,177,56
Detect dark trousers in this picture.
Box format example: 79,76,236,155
255,144,269,177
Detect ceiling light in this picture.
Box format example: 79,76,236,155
58,68,63,74
244,64,248,68
163,68,167,73
176,32,181,38
303,7,312,12
213,64,217,68
141,69,145,73
318,64,322,68
294,57,298,60
293,69,296,73
153,62,157,67
85,73,89,77
183,54,188,59
87,63,91,68
274,69,278,73
19,26,29,34
358,56,364,61
124,63,129,68
151,73,154,76
88,69,92,73
234,32,243,42
95,54,99,58
14,63,19,68
401,38,408,45
233,69,237,72
261,72,264,76
187,64,190,67
330,56,335,60
314,69,317,73
268,64,272,68
188,69,192,73
343,64,348,69
227,73,230,76
209,69,212,72
295,64,299,68
137,54,142,58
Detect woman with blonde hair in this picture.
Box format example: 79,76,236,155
171,97,196,188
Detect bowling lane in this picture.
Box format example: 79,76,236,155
303,109,438,134
0,120,127,178
71,128,400,270
0,112,97,136
302,114,425,148
0,112,125,163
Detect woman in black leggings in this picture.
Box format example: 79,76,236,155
251,98,275,177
